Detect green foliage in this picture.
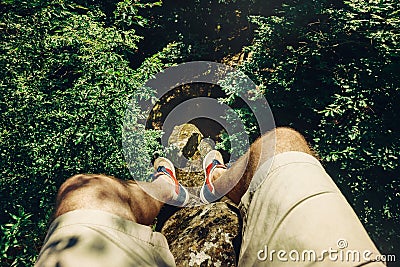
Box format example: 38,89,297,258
134,0,272,61
1,0,399,265
215,108,254,156
1,206,40,266
236,0,399,254
0,0,180,265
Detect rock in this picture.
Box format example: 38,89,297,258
167,123,203,171
168,123,203,158
157,123,242,266
175,169,204,189
161,202,241,267
221,51,253,67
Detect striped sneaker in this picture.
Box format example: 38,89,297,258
153,157,189,207
200,150,227,204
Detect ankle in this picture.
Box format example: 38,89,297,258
157,175,176,200
211,168,226,183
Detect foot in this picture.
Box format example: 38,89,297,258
152,157,189,207
200,150,227,204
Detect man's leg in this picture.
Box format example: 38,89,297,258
211,127,313,204
36,173,177,267
210,127,385,266
55,173,174,225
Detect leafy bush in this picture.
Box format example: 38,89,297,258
0,0,180,265
235,0,399,255
1,0,399,265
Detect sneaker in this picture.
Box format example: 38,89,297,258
153,157,189,207
200,150,227,204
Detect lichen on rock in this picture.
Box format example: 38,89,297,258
161,202,241,266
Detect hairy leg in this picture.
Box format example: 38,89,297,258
55,174,174,225
213,127,314,204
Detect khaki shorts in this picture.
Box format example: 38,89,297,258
36,152,385,267
238,151,385,266
35,209,175,267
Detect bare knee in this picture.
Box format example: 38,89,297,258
55,174,135,220
274,127,306,143
275,126,301,136
254,127,313,159
226,128,315,204
57,174,109,204
274,127,313,155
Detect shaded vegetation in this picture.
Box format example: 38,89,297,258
0,0,398,266
237,0,400,255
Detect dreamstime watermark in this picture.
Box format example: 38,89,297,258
257,239,396,263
